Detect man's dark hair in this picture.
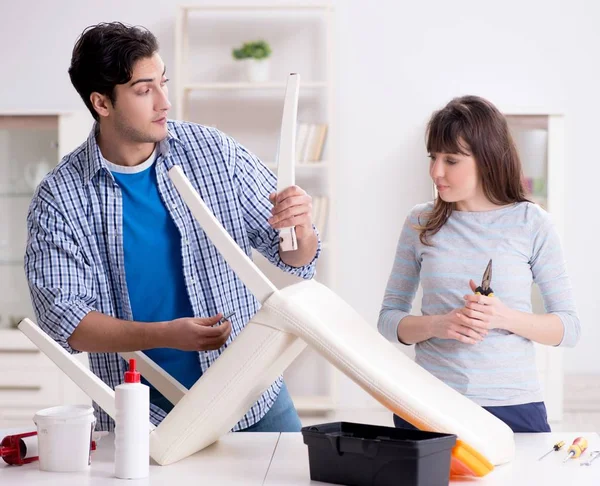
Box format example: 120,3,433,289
68,22,159,121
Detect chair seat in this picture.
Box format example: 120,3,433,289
151,279,514,474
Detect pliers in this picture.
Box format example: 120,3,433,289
475,259,494,297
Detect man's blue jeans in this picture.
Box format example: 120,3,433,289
239,382,302,432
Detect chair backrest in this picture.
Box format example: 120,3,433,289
16,73,304,433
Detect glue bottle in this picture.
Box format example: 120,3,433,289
114,358,149,479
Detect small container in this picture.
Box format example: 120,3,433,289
301,422,457,486
114,358,149,479
33,405,96,472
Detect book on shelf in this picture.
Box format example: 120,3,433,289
311,195,328,240
296,123,328,164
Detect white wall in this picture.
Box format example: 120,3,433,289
3,0,599,407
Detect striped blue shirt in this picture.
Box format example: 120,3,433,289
378,202,580,406
25,120,320,431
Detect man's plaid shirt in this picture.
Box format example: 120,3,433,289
24,120,320,430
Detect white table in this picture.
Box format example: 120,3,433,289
266,432,600,485
0,428,278,485
2,429,600,485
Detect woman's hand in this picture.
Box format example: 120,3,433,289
430,308,489,345
462,280,515,331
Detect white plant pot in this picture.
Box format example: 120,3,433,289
245,59,270,83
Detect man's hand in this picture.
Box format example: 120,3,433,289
164,314,232,351
268,185,314,241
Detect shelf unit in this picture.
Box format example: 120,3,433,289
182,81,328,93
0,111,93,427
505,111,565,422
262,161,330,170
174,3,337,414
0,111,92,326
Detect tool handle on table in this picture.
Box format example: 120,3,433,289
568,437,588,459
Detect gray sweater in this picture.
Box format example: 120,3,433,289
378,202,580,407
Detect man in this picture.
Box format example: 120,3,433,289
24,22,320,432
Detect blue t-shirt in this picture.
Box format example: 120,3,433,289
108,149,202,411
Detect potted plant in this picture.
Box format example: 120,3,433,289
232,40,272,83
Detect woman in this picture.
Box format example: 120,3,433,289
378,95,580,433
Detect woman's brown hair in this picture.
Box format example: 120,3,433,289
418,95,529,245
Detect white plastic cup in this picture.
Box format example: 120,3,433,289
33,405,96,472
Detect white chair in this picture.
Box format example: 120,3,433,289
19,74,514,477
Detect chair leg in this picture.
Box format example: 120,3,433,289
119,351,187,407
169,165,278,305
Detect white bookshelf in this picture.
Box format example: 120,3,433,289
0,112,93,427
183,81,328,92
0,111,92,319
505,111,566,423
174,3,337,414
262,161,330,170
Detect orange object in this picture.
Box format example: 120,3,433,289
563,437,589,462
397,413,495,477
450,440,494,477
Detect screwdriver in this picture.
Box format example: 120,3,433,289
563,437,588,462
538,440,565,461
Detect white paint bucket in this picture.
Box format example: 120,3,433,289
33,405,96,472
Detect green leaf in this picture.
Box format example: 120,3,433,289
231,40,272,60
